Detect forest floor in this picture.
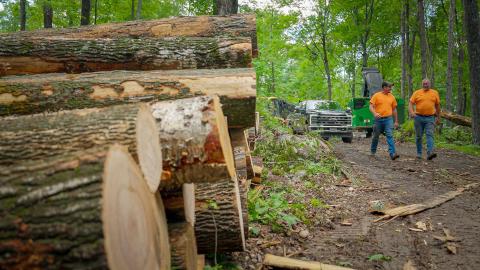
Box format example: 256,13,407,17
232,135,480,270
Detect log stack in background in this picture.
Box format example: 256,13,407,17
0,14,258,269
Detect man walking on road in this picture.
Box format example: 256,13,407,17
408,79,441,160
370,81,400,160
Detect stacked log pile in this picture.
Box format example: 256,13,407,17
0,14,257,270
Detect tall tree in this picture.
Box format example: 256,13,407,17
214,0,238,15
131,0,135,20
19,0,26,31
401,0,408,100
136,0,142,19
352,0,375,67
455,5,466,115
43,0,53,28
94,0,98,24
81,0,90,25
417,0,430,81
462,0,480,144
446,0,456,111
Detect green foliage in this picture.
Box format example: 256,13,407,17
248,189,300,232
367,253,392,262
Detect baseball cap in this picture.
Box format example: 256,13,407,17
382,81,394,88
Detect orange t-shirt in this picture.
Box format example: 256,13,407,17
370,92,397,117
410,89,440,115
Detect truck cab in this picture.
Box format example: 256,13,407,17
296,100,353,143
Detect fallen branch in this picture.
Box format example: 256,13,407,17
263,254,355,270
374,183,479,222
440,111,471,127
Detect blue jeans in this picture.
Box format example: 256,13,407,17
414,115,435,156
371,117,396,156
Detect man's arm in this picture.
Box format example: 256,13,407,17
408,102,416,118
369,103,380,118
393,108,399,128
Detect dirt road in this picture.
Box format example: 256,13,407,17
314,138,480,269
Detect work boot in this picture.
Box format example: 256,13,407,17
427,152,437,160
390,153,400,160
416,155,422,160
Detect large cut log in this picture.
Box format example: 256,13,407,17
152,96,236,190
195,178,245,253
0,36,252,76
162,184,195,225
0,14,257,69
440,110,472,127
0,145,170,270
168,223,197,270
0,103,163,192
0,68,256,128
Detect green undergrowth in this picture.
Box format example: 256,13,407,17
248,101,342,233
395,120,480,156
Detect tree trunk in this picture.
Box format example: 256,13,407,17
440,110,472,127
418,0,429,80
408,31,416,97
0,68,256,128
401,0,407,101
321,32,332,101
0,14,257,57
0,36,252,75
462,0,480,144
446,0,456,111
152,96,235,190
214,0,238,15
19,0,26,31
81,0,90,26
131,0,135,20
0,103,163,193
168,223,197,270
94,0,98,24
43,0,53,29
456,10,466,115
0,145,170,270
136,0,142,20
195,178,245,253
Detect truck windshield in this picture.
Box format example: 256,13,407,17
306,101,342,111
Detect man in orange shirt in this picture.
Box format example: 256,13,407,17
408,79,441,160
370,81,400,160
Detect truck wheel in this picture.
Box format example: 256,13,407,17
366,129,373,138
342,137,353,143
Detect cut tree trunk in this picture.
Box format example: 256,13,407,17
440,110,472,127
162,184,195,225
0,103,163,193
168,223,197,270
0,36,252,76
0,145,170,270
195,178,245,253
0,14,257,57
151,96,236,190
0,68,256,128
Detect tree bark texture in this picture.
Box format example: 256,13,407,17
81,0,91,26
152,96,235,190
1,14,257,57
455,6,466,115
168,223,197,270
462,0,480,144
0,68,256,128
0,35,252,76
195,178,245,253
401,0,407,101
0,104,163,193
0,146,170,270
43,0,53,29
417,0,430,80
215,0,238,15
19,0,26,31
